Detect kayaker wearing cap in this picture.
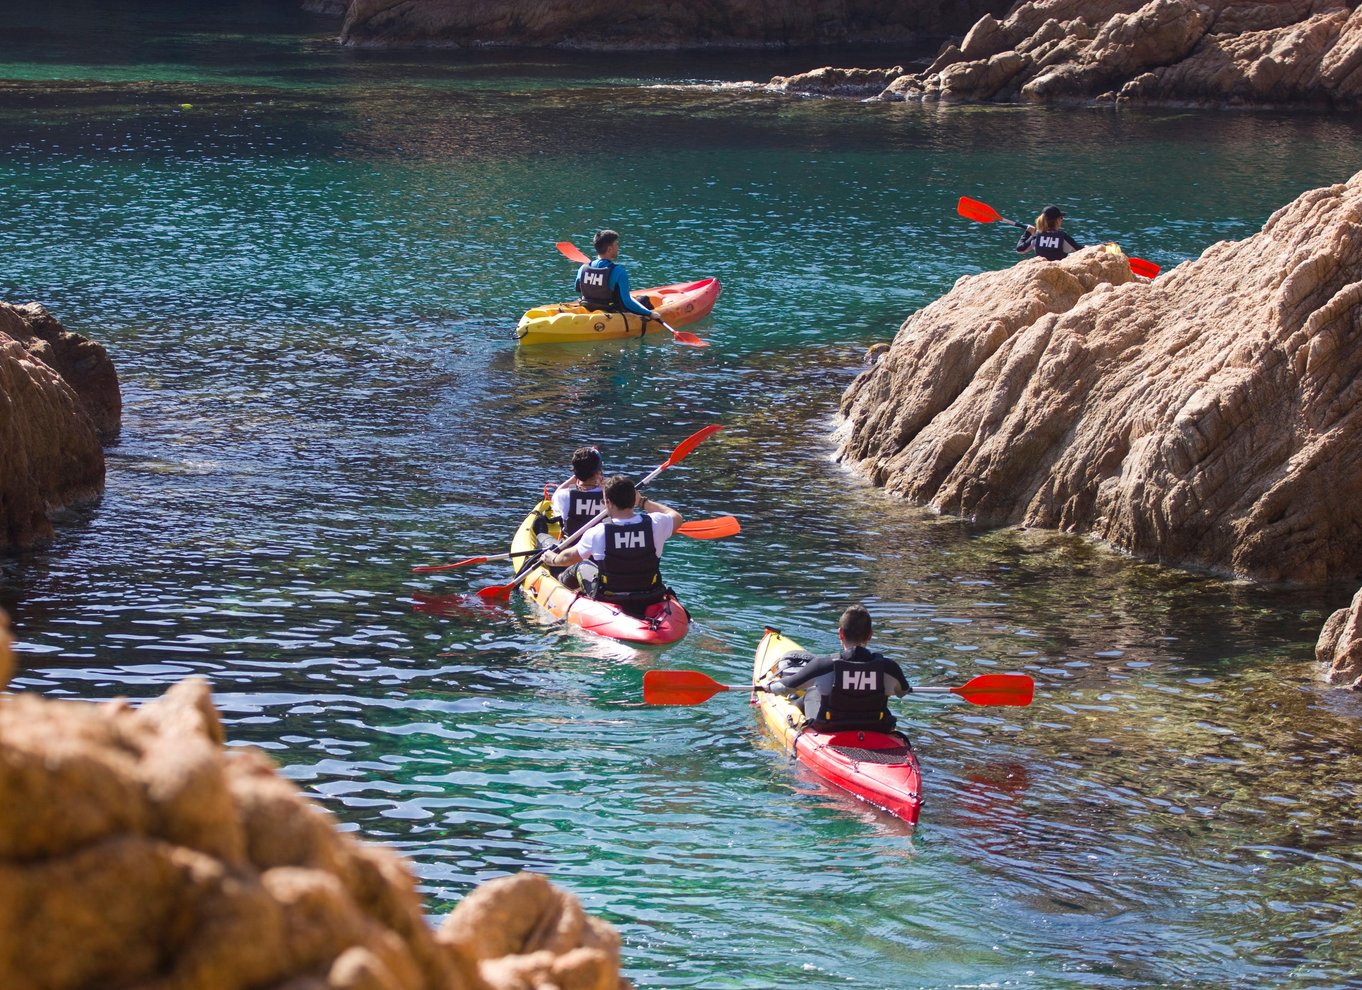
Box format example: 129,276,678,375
760,605,912,732
539,475,682,615
1015,205,1082,261
551,446,606,537
575,229,662,322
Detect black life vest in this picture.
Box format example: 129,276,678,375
598,515,660,595
1033,230,1070,261
577,261,617,307
565,487,604,534
812,648,895,730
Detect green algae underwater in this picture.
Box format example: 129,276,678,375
2,4,1361,988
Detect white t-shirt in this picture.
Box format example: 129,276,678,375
572,511,675,561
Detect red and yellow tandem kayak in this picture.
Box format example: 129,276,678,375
752,628,923,824
510,501,691,645
515,277,721,346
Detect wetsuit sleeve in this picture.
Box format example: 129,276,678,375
886,660,912,697
610,265,655,318
1015,232,1035,254
777,655,835,691
1063,232,1082,255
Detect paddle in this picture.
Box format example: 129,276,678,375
472,424,723,600
957,196,1160,278
555,241,710,347
642,669,1035,708
412,515,740,572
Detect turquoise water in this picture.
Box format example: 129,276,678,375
4,5,1362,988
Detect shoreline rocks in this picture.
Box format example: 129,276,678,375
0,661,631,989
769,0,1362,108
0,302,119,552
1317,588,1362,688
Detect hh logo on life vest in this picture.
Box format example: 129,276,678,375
841,670,880,691
579,499,603,515
1037,233,1062,250
613,530,647,550
582,270,608,289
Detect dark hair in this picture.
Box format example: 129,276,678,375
571,446,602,481
602,474,636,510
594,229,620,253
839,604,873,644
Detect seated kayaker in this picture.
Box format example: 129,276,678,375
538,475,682,616
537,446,605,549
576,229,662,322
1015,205,1081,260
761,605,912,732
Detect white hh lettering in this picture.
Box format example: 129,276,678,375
583,270,607,288
614,531,647,550
581,499,603,515
842,670,879,691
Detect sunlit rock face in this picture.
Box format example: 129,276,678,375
0,671,631,990
331,0,1011,48
772,0,1362,107
836,171,1362,589
1317,588,1362,688
0,302,120,551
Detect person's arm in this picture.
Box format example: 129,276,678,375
1062,231,1082,254
886,659,913,698
767,655,834,693
1015,227,1036,254
574,263,588,294
611,265,660,320
638,495,682,535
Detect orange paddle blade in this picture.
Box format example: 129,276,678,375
958,196,1004,224
676,516,740,540
670,328,710,347
643,670,740,706
556,241,590,264
664,425,722,468
1128,256,1160,278
951,673,1034,707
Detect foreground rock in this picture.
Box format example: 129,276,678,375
1317,589,1362,689
0,646,629,990
1,302,120,551
836,171,1362,590
771,0,1362,107
332,0,1011,48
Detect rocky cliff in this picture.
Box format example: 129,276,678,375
836,172,1362,592
0,303,119,552
770,0,1362,107
0,620,629,990
1317,589,1362,688
329,0,1012,48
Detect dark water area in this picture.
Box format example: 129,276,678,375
2,5,1362,989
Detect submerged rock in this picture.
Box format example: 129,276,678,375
332,0,1011,48
0,670,630,989
772,0,1362,107
836,171,1362,589
0,302,121,552
1317,588,1362,688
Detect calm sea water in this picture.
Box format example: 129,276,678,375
3,5,1362,989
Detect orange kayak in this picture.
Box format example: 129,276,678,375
515,277,720,345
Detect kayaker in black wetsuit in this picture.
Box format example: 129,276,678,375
1015,205,1081,260
539,475,683,615
760,605,911,732
575,229,661,322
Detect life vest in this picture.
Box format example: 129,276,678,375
1033,230,1069,261
811,648,895,730
598,516,660,595
564,487,604,535
577,260,617,308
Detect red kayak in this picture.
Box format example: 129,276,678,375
752,628,922,823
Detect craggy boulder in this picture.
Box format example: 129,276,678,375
0,674,630,990
836,170,1362,588
1317,588,1362,688
1,302,120,551
779,1,1362,107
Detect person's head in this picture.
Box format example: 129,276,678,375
571,446,603,483
594,229,620,258
838,604,873,646
602,474,637,511
1036,205,1064,232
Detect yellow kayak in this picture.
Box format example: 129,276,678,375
515,277,721,346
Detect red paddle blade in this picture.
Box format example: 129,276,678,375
642,669,732,706
676,516,740,539
556,241,590,264
412,556,488,573
474,582,517,601
671,330,710,347
664,424,723,468
958,196,1003,224
1128,256,1160,278
952,673,1034,707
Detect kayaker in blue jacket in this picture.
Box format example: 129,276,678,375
539,475,682,614
761,605,911,731
576,229,661,321
1015,205,1081,260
